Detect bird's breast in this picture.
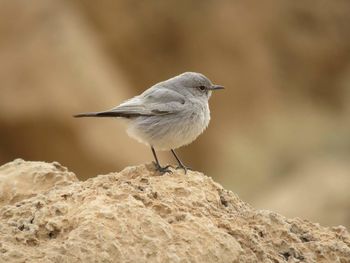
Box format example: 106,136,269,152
127,101,211,151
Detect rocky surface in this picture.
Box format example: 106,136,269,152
0,159,77,207
0,160,349,262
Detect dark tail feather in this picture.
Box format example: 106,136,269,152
73,111,141,118
74,112,97,118
73,111,123,118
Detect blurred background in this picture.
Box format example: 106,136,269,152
1,0,350,228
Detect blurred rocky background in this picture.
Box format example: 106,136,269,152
1,0,349,228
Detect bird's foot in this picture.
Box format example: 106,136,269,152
153,162,172,175
175,164,192,175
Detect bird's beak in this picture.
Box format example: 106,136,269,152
208,84,224,90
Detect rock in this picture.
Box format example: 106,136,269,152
0,159,77,206
0,160,349,262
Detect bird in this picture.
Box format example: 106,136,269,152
74,72,224,174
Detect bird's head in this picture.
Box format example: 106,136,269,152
169,72,224,101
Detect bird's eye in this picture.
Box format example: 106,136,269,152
198,86,206,91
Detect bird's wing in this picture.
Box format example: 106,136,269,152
74,88,186,118
117,87,186,116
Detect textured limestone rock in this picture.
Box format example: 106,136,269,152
0,160,349,262
0,159,77,207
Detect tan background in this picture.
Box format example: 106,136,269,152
1,0,349,228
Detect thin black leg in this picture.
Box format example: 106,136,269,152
151,146,160,166
171,149,190,174
151,146,171,174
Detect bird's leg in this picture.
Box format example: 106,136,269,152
171,149,191,174
151,146,172,174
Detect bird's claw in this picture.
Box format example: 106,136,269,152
175,165,191,174
153,162,172,175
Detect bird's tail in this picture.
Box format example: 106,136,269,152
73,111,123,118
73,109,146,118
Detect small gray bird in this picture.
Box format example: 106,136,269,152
74,72,224,174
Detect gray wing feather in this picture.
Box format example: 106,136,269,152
74,86,186,118
101,87,186,117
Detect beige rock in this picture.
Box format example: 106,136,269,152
0,159,77,207
0,160,349,262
